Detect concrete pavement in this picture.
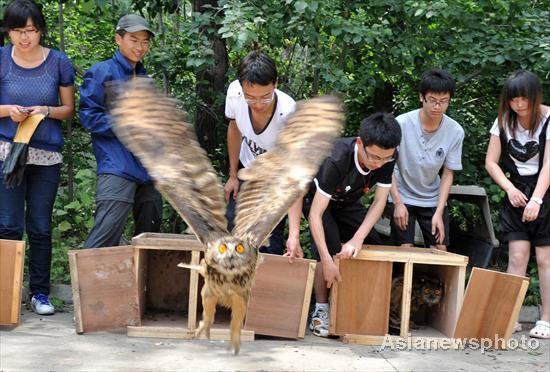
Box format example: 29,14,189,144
1,308,549,371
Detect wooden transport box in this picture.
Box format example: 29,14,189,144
70,234,254,341
331,245,468,344
335,246,529,349
70,233,319,341
0,239,25,326
126,233,253,340
129,235,317,340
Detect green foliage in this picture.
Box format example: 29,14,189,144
524,260,541,306
49,296,66,311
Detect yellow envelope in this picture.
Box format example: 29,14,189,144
13,114,46,143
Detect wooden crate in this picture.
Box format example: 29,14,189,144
126,233,254,341
69,245,140,333
0,239,25,326
244,253,316,339
339,248,529,349
331,245,468,345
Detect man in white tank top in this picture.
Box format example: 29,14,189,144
224,51,302,259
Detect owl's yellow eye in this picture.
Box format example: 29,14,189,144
219,244,227,253
424,288,430,294
434,289,441,295
236,244,245,254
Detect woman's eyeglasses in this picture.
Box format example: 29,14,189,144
9,27,39,37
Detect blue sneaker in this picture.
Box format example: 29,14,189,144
309,307,329,337
31,294,55,315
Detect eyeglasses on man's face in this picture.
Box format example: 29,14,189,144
9,27,40,38
364,148,395,164
244,91,275,105
423,96,450,107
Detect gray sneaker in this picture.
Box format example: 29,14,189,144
31,294,55,315
309,307,329,337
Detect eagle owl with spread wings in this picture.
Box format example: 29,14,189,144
110,78,343,354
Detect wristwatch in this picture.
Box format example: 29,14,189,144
530,197,543,206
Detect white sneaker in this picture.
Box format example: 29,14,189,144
309,307,329,337
31,294,55,315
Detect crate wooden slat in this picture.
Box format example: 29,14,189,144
68,246,140,333
127,325,254,340
453,267,529,346
132,233,203,251
355,245,468,265
244,253,316,339
0,240,25,326
343,334,461,349
431,264,466,337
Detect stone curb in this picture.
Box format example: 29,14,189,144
519,305,542,323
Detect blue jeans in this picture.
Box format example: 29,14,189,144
0,162,60,296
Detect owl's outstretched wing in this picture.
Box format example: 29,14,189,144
233,96,344,248
110,78,228,245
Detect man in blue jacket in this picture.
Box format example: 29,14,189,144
80,14,162,248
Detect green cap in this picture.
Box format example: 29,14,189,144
116,14,154,36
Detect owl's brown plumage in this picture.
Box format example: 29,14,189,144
111,78,343,354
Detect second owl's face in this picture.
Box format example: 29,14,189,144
206,236,255,273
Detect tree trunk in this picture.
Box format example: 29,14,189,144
374,82,395,113
58,1,74,201
157,12,171,94
192,0,228,156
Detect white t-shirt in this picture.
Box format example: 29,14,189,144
489,111,550,176
225,80,296,168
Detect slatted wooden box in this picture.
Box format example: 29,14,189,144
69,234,252,339
124,233,254,340
70,233,318,341
330,246,468,343
334,246,529,349
0,239,25,326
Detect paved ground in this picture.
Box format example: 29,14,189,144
1,308,549,372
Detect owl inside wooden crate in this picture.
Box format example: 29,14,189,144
111,78,343,354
